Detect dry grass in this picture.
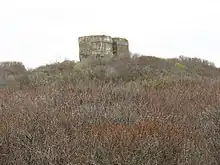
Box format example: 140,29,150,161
1,55,220,164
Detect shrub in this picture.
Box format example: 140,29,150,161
175,62,187,69
1,55,220,164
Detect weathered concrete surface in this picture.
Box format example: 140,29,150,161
78,35,130,61
112,38,129,57
78,35,113,61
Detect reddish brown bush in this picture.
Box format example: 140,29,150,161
1,55,220,164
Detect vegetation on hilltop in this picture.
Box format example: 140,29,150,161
0,54,220,164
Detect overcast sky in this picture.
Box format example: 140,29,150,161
0,0,220,68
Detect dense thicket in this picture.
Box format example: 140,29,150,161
1,55,220,165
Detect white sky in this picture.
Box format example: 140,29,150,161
1,0,220,69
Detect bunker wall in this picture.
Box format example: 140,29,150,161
112,38,129,57
78,35,113,61
78,35,130,61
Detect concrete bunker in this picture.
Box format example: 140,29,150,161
78,35,129,61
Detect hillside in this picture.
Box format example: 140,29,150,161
1,54,220,164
